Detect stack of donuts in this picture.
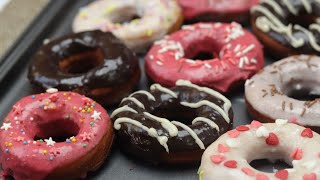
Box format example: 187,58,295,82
1,0,320,179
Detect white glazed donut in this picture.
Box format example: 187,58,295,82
199,120,320,180
72,0,183,52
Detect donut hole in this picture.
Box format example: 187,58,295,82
282,79,320,101
152,106,198,125
192,51,214,60
249,159,292,173
58,48,104,74
110,7,142,24
33,119,80,142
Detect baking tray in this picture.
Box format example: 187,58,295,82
0,1,290,179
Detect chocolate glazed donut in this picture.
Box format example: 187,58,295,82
28,30,140,106
111,80,233,164
251,0,320,58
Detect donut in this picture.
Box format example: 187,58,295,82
178,0,259,23
111,80,233,164
28,30,140,106
72,0,183,53
145,22,264,93
245,55,320,131
199,120,320,179
251,0,320,58
0,90,113,180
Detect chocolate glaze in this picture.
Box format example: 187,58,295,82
28,30,140,106
112,85,233,164
251,0,320,55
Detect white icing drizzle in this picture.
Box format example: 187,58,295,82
110,105,137,118
150,84,178,98
129,90,156,101
192,117,220,131
261,0,284,17
252,0,320,51
114,117,169,152
143,112,178,136
121,97,145,109
175,80,231,113
171,121,205,149
180,101,230,123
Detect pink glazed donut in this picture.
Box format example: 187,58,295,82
145,22,264,93
0,90,114,180
178,0,259,23
199,120,320,180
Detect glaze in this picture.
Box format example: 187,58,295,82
145,22,264,93
199,121,320,180
73,0,183,52
245,55,320,128
112,80,233,163
0,92,113,180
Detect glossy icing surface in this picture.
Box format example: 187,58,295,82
72,0,182,52
112,80,233,163
178,0,259,21
251,0,320,54
0,91,110,180
28,30,140,105
145,22,264,93
245,55,320,127
199,121,320,180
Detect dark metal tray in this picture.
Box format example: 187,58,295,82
0,1,286,179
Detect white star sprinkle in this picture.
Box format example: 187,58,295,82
91,111,101,121
1,123,12,131
45,137,56,146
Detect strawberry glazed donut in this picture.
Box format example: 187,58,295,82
145,22,264,93
178,0,259,23
199,120,320,180
72,0,183,53
0,90,113,180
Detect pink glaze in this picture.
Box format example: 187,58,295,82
0,91,111,180
178,0,259,21
145,22,264,93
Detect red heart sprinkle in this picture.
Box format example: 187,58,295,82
303,173,317,180
301,128,313,138
290,148,303,160
256,173,269,180
210,155,225,164
275,170,288,180
241,167,255,176
227,130,240,138
49,94,58,102
223,160,237,168
218,144,230,153
236,125,250,131
251,120,262,128
266,133,279,146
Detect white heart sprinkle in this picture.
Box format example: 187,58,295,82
275,119,288,126
256,126,269,138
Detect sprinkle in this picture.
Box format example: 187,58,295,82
23,141,27,145
290,148,303,160
66,139,71,143
49,156,53,161
146,29,153,37
204,63,212,69
71,137,76,143
301,128,313,138
236,125,249,131
90,122,94,126
43,150,47,155
266,133,279,146
46,88,58,93
218,144,229,153
83,144,87,148
210,155,225,164
251,120,262,128
182,25,195,31
80,132,92,141
275,119,288,126
224,160,237,168
45,137,56,147
227,130,240,138
241,168,255,176
8,142,12,147
242,44,255,54
5,149,9,153
256,173,269,180
5,119,10,123
149,55,154,60
1,123,12,131
39,139,43,143
275,170,288,180
91,111,101,121
256,126,269,138
31,95,36,99
29,117,34,121
303,173,317,180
